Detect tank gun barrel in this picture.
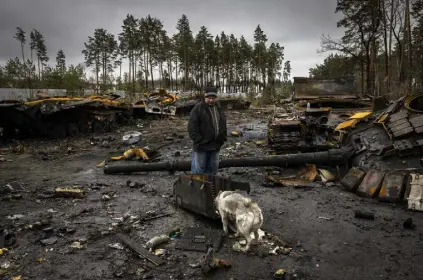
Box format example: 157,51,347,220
104,146,355,174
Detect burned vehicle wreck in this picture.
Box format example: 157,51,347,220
336,93,423,205
132,90,251,118
0,95,133,139
267,77,373,153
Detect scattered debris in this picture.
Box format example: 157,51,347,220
145,234,170,250
175,227,223,252
122,131,142,145
403,218,416,230
54,187,85,198
40,237,57,246
108,243,124,250
274,268,286,279
70,241,85,250
198,248,232,274
6,214,24,220
354,210,375,220
116,233,165,266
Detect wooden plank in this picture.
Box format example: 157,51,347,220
116,233,165,266
388,111,408,123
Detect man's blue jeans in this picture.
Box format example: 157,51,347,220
191,150,219,175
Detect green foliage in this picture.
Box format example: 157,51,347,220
82,28,118,92
309,54,355,78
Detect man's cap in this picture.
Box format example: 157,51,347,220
204,86,217,98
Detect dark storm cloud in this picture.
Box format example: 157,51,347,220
0,0,344,77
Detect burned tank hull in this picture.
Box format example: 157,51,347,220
0,95,133,139
268,108,342,153
0,100,35,138
335,94,423,204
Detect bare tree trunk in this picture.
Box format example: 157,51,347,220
132,52,136,92
389,0,395,89
128,56,131,93
175,58,179,91
405,0,413,90
149,53,154,90
144,50,148,89
382,0,390,92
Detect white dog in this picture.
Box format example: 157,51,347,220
214,191,263,252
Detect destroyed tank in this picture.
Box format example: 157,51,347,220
328,93,423,205
292,76,372,113
0,94,133,139
267,77,374,153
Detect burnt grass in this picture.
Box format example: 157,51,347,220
1,109,423,280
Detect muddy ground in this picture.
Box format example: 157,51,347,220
1,109,423,280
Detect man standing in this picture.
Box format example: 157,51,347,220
188,86,227,175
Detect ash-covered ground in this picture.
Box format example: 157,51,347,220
0,109,422,280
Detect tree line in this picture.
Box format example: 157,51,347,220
0,27,86,95
310,0,423,99
0,14,292,98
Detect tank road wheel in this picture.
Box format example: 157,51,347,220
116,112,131,125
92,120,105,133
79,122,90,135
108,119,119,132
67,123,80,137
51,125,67,139
1,126,15,139
104,115,118,132
226,102,234,110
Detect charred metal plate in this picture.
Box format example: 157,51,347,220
388,110,408,123
393,139,414,151
387,118,410,129
356,169,386,197
175,227,223,252
416,139,423,146
409,115,423,128
340,167,366,192
173,174,250,219
378,171,407,202
392,126,414,138
390,122,412,133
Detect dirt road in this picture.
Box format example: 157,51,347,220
1,110,422,280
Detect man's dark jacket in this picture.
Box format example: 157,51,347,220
188,101,227,152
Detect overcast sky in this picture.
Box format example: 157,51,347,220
0,0,344,80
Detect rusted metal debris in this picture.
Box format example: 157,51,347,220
173,174,250,219
116,233,165,266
